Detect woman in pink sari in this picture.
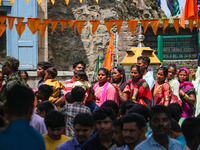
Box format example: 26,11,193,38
93,68,119,107
178,68,196,118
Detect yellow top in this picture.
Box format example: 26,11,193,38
43,134,71,150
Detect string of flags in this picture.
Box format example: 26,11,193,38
0,0,99,6
0,15,199,39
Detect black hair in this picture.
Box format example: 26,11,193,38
149,105,171,122
181,117,200,142
73,113,93,127
113,118,123,129
101,100,119,117
73,61,86,70
137,55,150,66
44,110,65,128
65,92,74,103
167,63,177,73
36,101,55,114
6,85,34,117
97,68,109,76
38,85,53,101
127,104,150,123
122,113,146,129
92,107,115,122
37,61,53,70
170,118,181,133
74,70,88,81
157,66,168,77
120,100,135,116
0,115,5,128
46,67,57,79
19,70,29,79
71,86,86,102
0,105,4,116
130,65,143,78
167,103,182,122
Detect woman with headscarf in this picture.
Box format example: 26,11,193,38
178,68,196,119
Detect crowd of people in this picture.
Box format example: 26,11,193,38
0,55,200,150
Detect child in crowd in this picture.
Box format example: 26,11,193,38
36,101,56,118
36,85,53,103
73,70,91,90
43,110,71,150
43,67,65,108
60,86,91,137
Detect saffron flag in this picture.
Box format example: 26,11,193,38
76,20,85,36
65,0,69,5
0,24,7,37
180,0,198,28
50,19,58,34
90,20,100,34
127,20,138,35
188,18,194,32
150,19,160,35
16,24,26,39
10,0,14,6
173,18,180,33
60,20,68,31
115,20,123,35
8,17,15,30
104,20,115,35
103,34,115,71
161,19,169,34
140,19,149,34
38,0,42,6
0,16,6,24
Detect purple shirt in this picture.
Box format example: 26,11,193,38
30,113,47,134
56,137,81,150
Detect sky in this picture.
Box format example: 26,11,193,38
161,0,186,17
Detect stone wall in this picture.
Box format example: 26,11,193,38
47,0,163,78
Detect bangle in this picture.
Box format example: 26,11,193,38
132,96,136,100
119,92,123,97
184,94,189,100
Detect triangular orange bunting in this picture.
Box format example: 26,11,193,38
26,0,29,4
76,20,85,36
0,0,1,6
60,20,68,31
96,0,98,3
0,16,6,24
17,17,24,25
38,0,42,6
65,0,69,5
90,20,100,34
27,18,41,34
173,18,179,33
195,18,200,31
127,20,138,35
38,23,47,38
115,20,123,34
104,20,115,35
43,19,50,27
161,19,169,34
0,24,7,37
51,0,55,5
10,0,14,6
188,18,194,32
7,17,15,30
80,0,82,3
50,19,58,34
150,19,160,35
67,20,75,31
140,19,149,34
15,24,26,39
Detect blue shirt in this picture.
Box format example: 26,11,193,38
134,135,183,150
0,119,45,150
176,135,186,149
56,137,82,150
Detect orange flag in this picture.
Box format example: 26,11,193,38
195,18,200,31
115,20,123,34
26,0,29,4
10,0,14,6
38,0,42,6
76,20,85,36
96,0,98,3
38,23,47,38
7,17,15,30
150,19,160,35
60,20,68,31
80,0,82,3
90,20,100,34
0,0,1,6
188,18,194,32
65,0,69,5
17,17,24,24
0,16,6,24
140,19,149,34
0,24,7,37
161,19,169,34
103,34,115,71
173,18,179,33
127,20,138,35
180,0,198,28
43,19,50,27
51,0,55,5
104,20,115,35
50,19,58,34
68,20,75,31
27,18,41,34
15,24,26,39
